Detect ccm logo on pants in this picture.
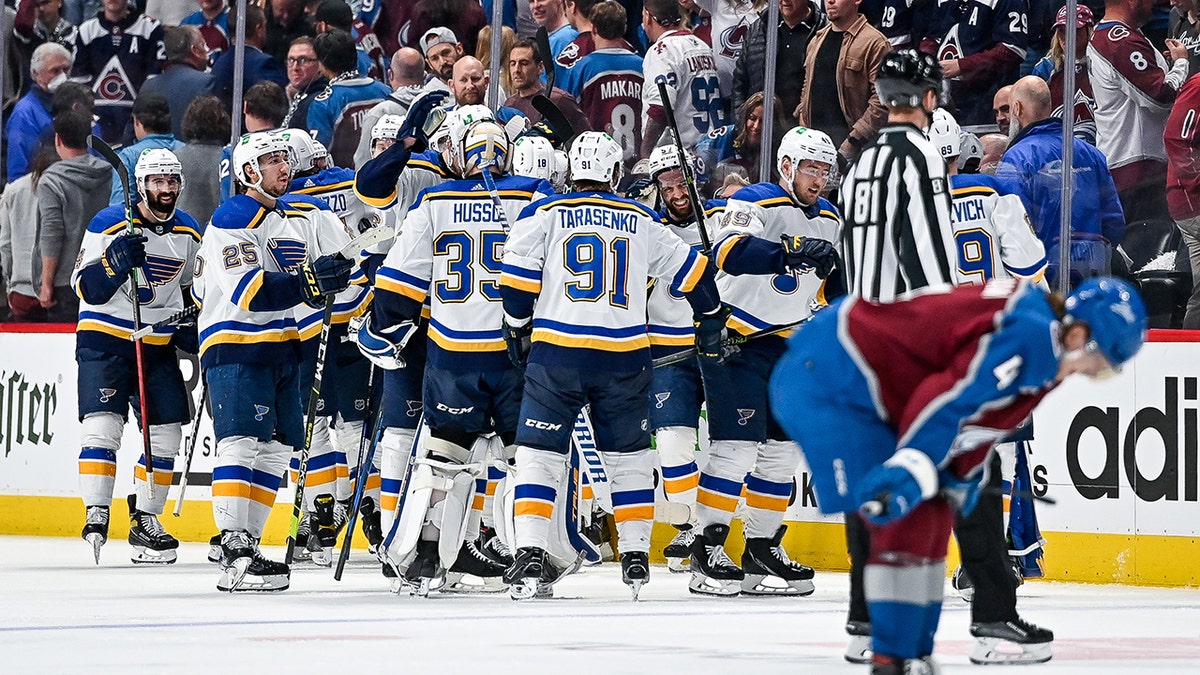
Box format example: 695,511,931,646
525,419,563,431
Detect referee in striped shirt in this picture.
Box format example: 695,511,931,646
839,49,957,303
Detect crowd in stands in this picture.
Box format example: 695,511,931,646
1,0,1199,327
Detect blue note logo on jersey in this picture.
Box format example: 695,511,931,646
406,400,423,418
654,392,671,409
267,239,308,273
737,408,756,426
135,254,186,304
254,404,270,421
98,388,117,403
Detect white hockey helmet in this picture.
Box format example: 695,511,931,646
134,148,183,219
372,114,405,142
281,129,322,174
568,131,623,186
928,108,961,160
233,131,292,192
311,137,329,168
648,144,685,180
776,126,837,178
553,150,568,193
958,130,984,173
512,135,558,183
457,119,511,176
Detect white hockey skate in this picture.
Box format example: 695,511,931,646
969,618,1053,665
82,505,109,565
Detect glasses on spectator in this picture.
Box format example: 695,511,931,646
286,57,316,66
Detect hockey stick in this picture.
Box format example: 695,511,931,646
129,304,200,341
650,317,811,369
535,27,554,92
531,94,575,145
89,134,157,500
334,365,383,580
172,381,208,517
284,297,336,566
654,78,713,254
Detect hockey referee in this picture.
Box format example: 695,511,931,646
839,49,957,303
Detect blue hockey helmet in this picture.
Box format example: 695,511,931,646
1064,277,1148,368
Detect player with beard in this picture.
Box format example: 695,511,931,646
73,149,203,565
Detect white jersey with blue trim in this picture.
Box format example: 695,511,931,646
72,204,203,346
501,191,710,370
283,195,364,341
354,150,454,245
693,0,758,97
949,174,1047,285
712,182,841,335
192,194,353,366
289,166,379,233
647,201,723,358
375,173,554,369
643,29,730,147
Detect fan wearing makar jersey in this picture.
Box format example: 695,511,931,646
74,149,202,566
499,131,725,601
275,130,376,566
640,0,729,156
357,115,555,596
769,277,1148,674
193,131,356,593
688,126,840,598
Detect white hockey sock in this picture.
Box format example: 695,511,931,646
656,426,699,511
333,418,365,502
513,446,568,551
78,412,123,509
379,426,416,539
605,448,656,553
694,439,758,529
296,416,336,510
212,435,258,533
134,424,183,515
246,440,290,539
742,440,801,539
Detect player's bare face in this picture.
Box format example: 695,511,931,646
745,105,763,147
1056,325,1118,381
143,174,181,216
656,170,693,220
372,138,396,157
256,151,292,198
791,159,831,207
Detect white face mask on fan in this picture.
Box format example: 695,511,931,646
46,72,68,93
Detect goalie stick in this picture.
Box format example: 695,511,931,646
654,78,713,254
88,134,157,500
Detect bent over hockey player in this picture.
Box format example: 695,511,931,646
358,118,555,595
689,126,841,597
193,131,354,592
74,149,202,565
770,278,1147,674
499,131,725,600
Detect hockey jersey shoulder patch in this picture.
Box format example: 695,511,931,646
210,195,270,230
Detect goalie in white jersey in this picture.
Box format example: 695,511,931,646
358,118,555,594
193,131,355,592
73,149,202,566
499,131,725,600
640,0,730,155
691,126,841,597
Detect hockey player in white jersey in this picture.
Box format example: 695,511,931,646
358,119,555,595
511,135,568,194
640,0,730,155
74,149,202,565
690,126,841,597
642,145,723,569
499,131,726,600
927,109,1048,286
193,131,355,592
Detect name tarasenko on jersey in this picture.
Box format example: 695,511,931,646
559,206,639,233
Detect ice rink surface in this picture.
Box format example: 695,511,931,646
3,536,1199,674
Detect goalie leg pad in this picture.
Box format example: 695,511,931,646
428,435,488,569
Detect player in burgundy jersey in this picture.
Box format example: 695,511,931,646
567,2,644,166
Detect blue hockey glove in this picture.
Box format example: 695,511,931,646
504,316,532,368
399,91,449,153
780,235,837,279
625,177,657,207
172,323,199,355
355,313,418,370
694,306,734,364
856,448,940,526
102,232,147,280
299,254,354,308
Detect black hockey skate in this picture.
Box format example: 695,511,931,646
126,494,178,564
82,505,109,565
664,524,695,572
870,654,937,675
216,530,290,592
741,525,815,596
444,538,508,593
358,496,384,553
844,620,872,664
687,524,744,597
620,551,649,601
505,546,548,600
207,533,222,564
402,539,443,597
479,526,514,566
309,494,346,567
952,564,974,601
969,617,1054,665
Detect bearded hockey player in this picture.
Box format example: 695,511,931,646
74,148,201,565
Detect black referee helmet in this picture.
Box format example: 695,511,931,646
875,49,944,109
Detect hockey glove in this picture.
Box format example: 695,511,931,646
940,470,983,517
399,91,449,153
171,323,200,355
855,448,940,526
504,316,533,368
625,177,658,208
694,306,733,365
780,235,837,279
355,313,418,370
299,254,354,308
102,232,147,280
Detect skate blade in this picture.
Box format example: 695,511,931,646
85,533,104,565
442,572,506,594
130,546,178,565
844,635,872,664
310,547,333,567
207,544,222,564
687,573,742,597
969,638,1053,665
626,578,645,601
509,578,539,600
666,557,690,573
218,558,252,593
740,574,815,596
223,573,290,593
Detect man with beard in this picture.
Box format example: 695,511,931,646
419,27,463,92
193,131,355,592
72,149,203,566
